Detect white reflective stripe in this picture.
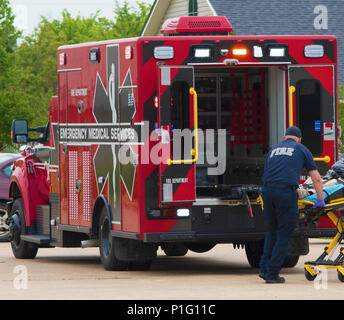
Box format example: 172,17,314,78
324,122,335,141
161,67,171,85
160,127,170,144
59,141,144,146
163,183,173,202
58,122,144,126
58,68,82,72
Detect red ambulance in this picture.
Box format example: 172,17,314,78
8,16,339,270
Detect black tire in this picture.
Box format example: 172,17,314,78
98,208,128,271
0,201,10,242
305,268,317,281
337,270,344,283
282,255,299,268
185,242,216,253
162,243,188,257
245,240,265,269
10,198,38,259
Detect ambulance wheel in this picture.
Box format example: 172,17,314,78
245,240,265,268
161,243,188,257
304,268,317,281
10,198,38,259
98,208,128,271
0,202,10,242
282,255,299,268
337,270,344,282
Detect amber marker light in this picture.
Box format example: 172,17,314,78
232,48,248,56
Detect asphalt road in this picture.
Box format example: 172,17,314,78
0,240,343,300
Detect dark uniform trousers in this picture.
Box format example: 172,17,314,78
259,185,299,280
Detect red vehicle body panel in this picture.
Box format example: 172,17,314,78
9,22,339,243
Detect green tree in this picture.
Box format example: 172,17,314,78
0,0,20,72
0,0,21,149
13,10,117,123
337,85,344,154
112,1,151,38
0,1,151,150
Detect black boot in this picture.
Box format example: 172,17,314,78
265,276,285,283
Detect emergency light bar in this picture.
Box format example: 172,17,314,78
253,46,263,58
190,44,214,61
59,53,66,66
304,44,324,58
194,48,211,58
265,44,288,59
269,47,286,57
232,48,247,56
154,46,174,59
89,48,100,63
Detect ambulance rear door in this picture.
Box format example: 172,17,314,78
157,65,196,204
288,65,336,174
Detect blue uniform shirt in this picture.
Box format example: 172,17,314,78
262,138,318,186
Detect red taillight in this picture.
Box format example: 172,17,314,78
163,209,176,218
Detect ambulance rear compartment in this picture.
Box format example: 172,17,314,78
194,66,286,197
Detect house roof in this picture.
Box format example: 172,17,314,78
141,0,344,83
208,0,341,35
141,0,171,36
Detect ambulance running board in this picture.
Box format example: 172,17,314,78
21,234,50,245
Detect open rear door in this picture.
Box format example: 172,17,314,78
157,65,196,204
288,65,336,174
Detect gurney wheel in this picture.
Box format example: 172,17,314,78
304,268,317,281
337,271,344,283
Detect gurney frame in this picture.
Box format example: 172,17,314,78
299,199,344,282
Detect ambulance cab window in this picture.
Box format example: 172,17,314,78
296,79,322,156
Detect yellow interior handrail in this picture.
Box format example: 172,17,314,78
289,86,295,127
289,85,330,165
167,87,198,165
314,156,331,163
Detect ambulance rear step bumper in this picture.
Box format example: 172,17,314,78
21,234,50,245
143,231,266,243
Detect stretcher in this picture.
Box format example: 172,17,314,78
298,197,344,282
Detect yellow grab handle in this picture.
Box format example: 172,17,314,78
167,87,198,165
289,86,295,127
257,195,264,210
313,156,331,163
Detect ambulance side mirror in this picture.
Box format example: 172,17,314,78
11,119,29,144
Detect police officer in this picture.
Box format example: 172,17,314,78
259,126,325,283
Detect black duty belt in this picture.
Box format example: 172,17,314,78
264,183,298,190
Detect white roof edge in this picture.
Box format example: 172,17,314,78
206,0,218,16
141,0,159,36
